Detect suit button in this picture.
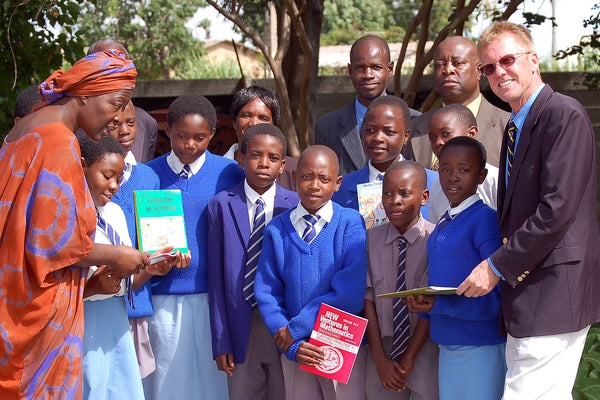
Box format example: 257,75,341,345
503,238,508,244
524,271,529,275
518,276,523,282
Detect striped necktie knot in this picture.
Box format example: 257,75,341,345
376,173,384,181
302,214,321,243
179,164,191,179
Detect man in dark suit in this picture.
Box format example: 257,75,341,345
404,36,510,168
458,22,600,398
315,35,419,176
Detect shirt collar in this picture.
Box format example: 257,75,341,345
125,151,137,166
355,97,369,131
167,151,206,176
512,83,545,131
442,93,482,117
446,193,480,218
293,200,334,225
368,155,404,182
385,213,425,245
244,179,277,207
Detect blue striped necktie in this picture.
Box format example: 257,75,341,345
179,164,191,179
96,212,135,308
376,173,384,181
437,210,452,231
507,118,517,178
302,214,321,243
243,198,265,309
390,236,410,361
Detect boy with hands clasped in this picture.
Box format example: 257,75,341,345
364,161,439,400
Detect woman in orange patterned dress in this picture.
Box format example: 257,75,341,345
0,51,150,399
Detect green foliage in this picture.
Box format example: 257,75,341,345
78,0,207,79
387,0,475,40
176,53,245,79
574,323,600,400
555,3,600,90
0,0,85,137
321,0,404,45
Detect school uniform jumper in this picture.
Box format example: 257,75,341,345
427,199,506,400
255,203,368,400
145,151,245,400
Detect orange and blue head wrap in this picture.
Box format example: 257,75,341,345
36,50,137,109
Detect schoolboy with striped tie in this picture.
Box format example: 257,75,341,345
207,124,298,399
255,145,368,400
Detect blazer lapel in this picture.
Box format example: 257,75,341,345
228,183,251,250
339,103,367,171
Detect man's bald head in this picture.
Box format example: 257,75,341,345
433,36,482,105
88,38,128,58
350,35,391,64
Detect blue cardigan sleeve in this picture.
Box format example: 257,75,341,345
255,222,291,338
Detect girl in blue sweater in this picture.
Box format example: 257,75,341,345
145,95,244,400
407,137,506,400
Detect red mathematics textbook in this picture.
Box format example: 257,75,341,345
300,303,368,384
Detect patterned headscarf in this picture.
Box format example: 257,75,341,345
35,50,137,110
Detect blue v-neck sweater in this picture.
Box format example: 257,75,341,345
427,200,505,346
112,163,160,318
147,151,245,295
255,203,368,360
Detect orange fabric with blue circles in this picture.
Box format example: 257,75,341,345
0,122,96,398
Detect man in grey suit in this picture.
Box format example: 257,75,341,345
315,36,419,176
403,36,509,168
458,21,600,398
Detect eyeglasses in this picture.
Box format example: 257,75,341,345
481,52,531,76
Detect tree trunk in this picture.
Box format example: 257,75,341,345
282,0,323,150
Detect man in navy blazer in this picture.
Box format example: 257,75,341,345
458,22,600,398
207,171,298,398
315,35,419,176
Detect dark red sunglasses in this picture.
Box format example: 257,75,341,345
481,52,531,76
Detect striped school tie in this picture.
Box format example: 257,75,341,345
96,212,135,308
437,210,452,231
507,118,517,178
376,173,384,181
243,198,265,309
390,236,410,361
179,164,191,179
301,214,321,243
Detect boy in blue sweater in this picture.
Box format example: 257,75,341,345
407,136,505,399
255,145,368,400
333,96,437,220
207,123,298,399
146,94,245,400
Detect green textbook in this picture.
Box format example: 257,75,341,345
377,286,457,298
134,190,188,254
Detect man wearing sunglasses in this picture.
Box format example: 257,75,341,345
457,21,600,399
403,35,510,169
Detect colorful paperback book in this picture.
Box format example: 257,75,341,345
356,181,388,229
134,190,188,253
300,303,368,384
377,286,458,298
